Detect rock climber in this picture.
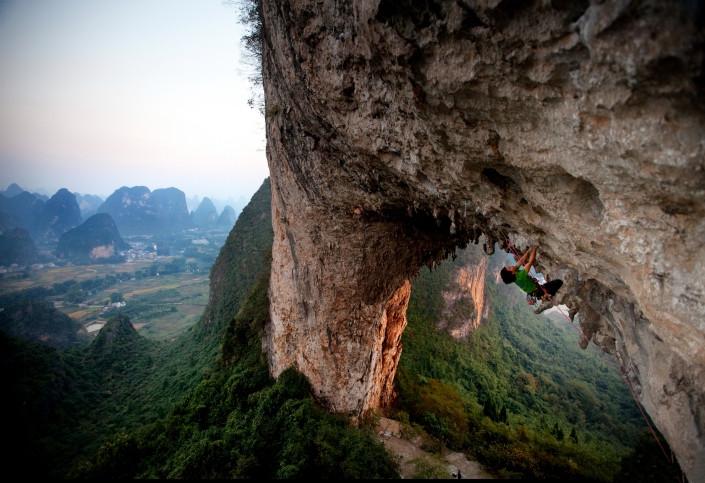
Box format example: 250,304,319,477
500,245,563,304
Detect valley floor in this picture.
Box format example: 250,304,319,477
1,258,211,340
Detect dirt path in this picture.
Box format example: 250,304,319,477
376,417,494,479
444,451,493,479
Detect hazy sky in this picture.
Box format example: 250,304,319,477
0,0,268,201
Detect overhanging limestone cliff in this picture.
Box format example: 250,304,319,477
259,1,705,479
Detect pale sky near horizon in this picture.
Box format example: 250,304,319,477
0,0,268,202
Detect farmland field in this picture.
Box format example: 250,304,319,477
0,226,234,341
64,272,209,340
0,260,160,294
0,259,210,340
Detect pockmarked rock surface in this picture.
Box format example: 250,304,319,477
259,1,705,479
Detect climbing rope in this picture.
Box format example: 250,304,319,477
501,236,522,258
503,237,680,474
554,305,573,324
619,366,673,464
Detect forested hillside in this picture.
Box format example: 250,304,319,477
76,273,398,479
395,253,682,480
1,178,683,480
0,297,82,348
1,179,275,477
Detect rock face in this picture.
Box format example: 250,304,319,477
437,246,489,339
260,1,704,479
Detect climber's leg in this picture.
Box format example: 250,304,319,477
541,279,563,297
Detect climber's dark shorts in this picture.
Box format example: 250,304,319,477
530,279,563,298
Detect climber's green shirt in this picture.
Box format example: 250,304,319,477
514,267,539,294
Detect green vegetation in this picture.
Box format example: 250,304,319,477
0,260,147,295
395,254,682,480
239,0,264,108
614,433,683,482
1,258,210,340
71,178,396,478
0,180,275,477
201,178,273,339
0,297,82,348
410,457,449,479
96,277,207,339
0,331,79,479
76,275,398,479
3,179,394,479
2,270,137,304
1,178,684,480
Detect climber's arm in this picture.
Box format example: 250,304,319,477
523,246,538,272
513,248,531,269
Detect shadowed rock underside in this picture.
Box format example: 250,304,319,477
259,1,705,479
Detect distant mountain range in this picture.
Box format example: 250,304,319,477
0,183,49,201
56,213,129,264
1,183,26,198
0,190,45,235
217,205,237,228
186,193,248,215
75,193,104,219
0,182,243,263
39,188,82,241
97,186,191,235
191,197,218,228
0,188,82,242
191,198,238,229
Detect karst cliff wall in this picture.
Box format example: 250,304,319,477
259,1,704,479
437,246,489,339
